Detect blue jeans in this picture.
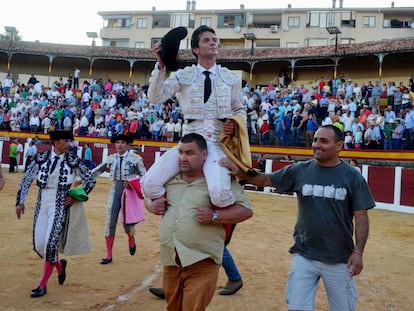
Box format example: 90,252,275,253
222,247,241,281
79,126,88,136
84,160,91,169
404,128,413,150
260,133,269,145
152,130,160,141
292,127,301,146
283,130,291,146
384,138,392,150
275,120,283,142
392,138,402,150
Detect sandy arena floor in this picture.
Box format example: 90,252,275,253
0,170,413,311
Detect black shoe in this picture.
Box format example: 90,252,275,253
219,280,243,296
149,287,166,299
31,287,47,298
100,258,112,265
129,243,136,256
58,259,67,285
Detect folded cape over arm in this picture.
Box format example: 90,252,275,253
219,115,257,178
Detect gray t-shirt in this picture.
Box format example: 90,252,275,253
270,159,375,264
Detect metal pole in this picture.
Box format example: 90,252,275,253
334,33,338,79
7,33,13,71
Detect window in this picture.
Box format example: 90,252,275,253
153,14,171,28
250,14,282,28
201,17,212,27
288,16,300,28
151,38,162,47
384,18,414,28
135,42,145,49
341,19,355,27
217,14,242,28
340,11,356,28
102,39,129,47
340,38,355,44
383,19,391,28
306,38,329,47
307,12,328,28
256,39,280,48
137,18,147,28
116,40,129,47
362,16,376,28
286,42,299,48
172,13,194,27
104,17,131,28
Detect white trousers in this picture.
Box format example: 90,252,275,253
35,189,59,261
142,140,235,207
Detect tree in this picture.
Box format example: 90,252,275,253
0,30,22,41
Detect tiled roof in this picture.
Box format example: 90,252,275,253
217,37,414,61
1,37,413,63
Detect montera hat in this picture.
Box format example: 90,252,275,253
49,130,74,141
110,134,133,144
161,27,188,72
68,187,89,202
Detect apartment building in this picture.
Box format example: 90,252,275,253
98,1,414,50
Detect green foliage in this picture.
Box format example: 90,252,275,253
0,31,22,41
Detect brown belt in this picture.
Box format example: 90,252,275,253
175,251,214,267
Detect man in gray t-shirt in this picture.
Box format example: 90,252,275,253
270,159,374,264
221,125,375,311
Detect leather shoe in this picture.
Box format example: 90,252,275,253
219,280,243,295
31,286,47,298
129,243,136,256
100,258,113,265
58,259,67,285
149,287,166,299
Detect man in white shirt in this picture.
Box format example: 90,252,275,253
16,139,23,172
65,88,74,104
404,104,414,150
25,140,37,172
73,67,80,89
81,91,91,105
79,111,90,136
143,25,249,211
2,74,13,94
341,110,354,132
29,113,40,132
384,105,396,123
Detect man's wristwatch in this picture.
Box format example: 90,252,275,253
211,210,219,224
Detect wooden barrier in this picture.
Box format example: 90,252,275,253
1,131,413,213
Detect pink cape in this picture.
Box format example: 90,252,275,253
121,178,145,225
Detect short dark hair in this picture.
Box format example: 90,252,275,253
320,125,344,142
191,25,216,58
180,133,207,151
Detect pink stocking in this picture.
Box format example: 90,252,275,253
128,235,135,248
39,261,55,289
105,236,115,259
55,259,62,275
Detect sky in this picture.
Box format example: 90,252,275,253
0,0,413,46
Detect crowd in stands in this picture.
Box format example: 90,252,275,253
1,71,413,150
244,75,414,150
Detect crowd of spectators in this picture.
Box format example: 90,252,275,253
0,72,413,150
244,75,414,150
